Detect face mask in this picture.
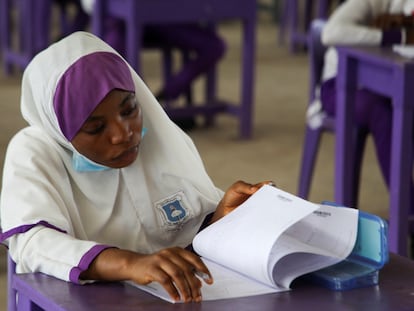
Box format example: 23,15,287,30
72,152,111,172
71,127,147,172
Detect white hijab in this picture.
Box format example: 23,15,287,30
1,32,222,252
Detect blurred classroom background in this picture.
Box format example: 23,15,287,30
0,1,390,309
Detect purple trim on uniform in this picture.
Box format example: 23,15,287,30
69,244,114,284
0,221,67,243
381,29,402,46
53,51,135,141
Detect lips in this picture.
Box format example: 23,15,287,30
112,144,139,163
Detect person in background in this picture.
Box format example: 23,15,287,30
0,32,268,303
311,0,414,212
53,0,90,36
80,0,227,130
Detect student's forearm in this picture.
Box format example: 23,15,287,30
79,247,143,282
80,246,212,302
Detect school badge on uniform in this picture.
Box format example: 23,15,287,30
155,191,190,231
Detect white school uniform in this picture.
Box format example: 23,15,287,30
0,32,223,283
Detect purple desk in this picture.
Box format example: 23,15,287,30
9,254,414,310
91,0,257,139
336,46,414,256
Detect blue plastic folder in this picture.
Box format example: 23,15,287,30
307,203,389,291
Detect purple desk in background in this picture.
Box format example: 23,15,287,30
92,0,257,139
10,254,414,310
336,46,414,256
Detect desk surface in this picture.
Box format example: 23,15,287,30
13,254,414,311
336,46,414,99
338,46,414,63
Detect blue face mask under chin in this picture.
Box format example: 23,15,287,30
72,127,148,172
72,153,111,172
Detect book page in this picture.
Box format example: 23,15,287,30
126,257,286,303
193,185,320,287
198,258,286,300
268,204,358,288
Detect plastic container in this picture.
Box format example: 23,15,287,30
308,205,389,291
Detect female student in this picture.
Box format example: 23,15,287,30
316,0,414,210
0,31,267,303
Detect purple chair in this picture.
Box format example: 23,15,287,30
0,0,88,75
297,19,368,207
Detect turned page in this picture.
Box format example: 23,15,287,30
192,185,321,287
269,204,358,288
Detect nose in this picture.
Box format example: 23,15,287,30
109,119,132,145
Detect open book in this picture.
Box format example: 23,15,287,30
128,185,358,302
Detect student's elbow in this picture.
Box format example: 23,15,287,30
321,24,341,46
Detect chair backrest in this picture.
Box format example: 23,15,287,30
308,19,327,103
300,17,368,206
306,18,336,130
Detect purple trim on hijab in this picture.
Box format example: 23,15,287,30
69,244,115,283
0,221,67,243
53,52,135,141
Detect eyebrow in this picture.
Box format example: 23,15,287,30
119,92,135,107
85,92,135,123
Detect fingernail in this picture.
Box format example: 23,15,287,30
194,270,210,281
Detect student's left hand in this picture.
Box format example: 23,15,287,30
371,13,414,30
210,180,274,223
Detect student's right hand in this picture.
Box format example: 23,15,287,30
127,247,213,302
210,180,273,223
80,247,213,303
